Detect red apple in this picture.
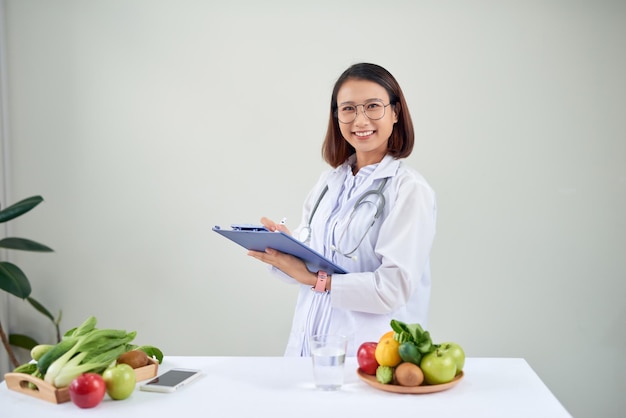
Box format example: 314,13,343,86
357,342,379,375
69,373,106,408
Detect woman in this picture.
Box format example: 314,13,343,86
248,63,437,356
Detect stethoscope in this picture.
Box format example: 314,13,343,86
298,177,389,259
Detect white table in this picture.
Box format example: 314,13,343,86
1,356,571,417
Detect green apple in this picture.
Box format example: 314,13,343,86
420,349,457,385
102,363,136,400
439,342,465,375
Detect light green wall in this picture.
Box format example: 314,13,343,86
2,1,625,417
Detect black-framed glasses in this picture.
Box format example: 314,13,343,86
336,99,392,124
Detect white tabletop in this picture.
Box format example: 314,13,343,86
1,356,571,417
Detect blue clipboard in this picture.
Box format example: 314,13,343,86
212,225,349,274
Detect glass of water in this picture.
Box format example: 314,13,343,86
309,334,348,391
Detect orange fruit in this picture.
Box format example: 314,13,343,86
375,331,402,367
379,331,395,342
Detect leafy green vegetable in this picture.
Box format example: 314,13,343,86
44,327,136,387
13,362,37,374
390,319,437,356
36,337,78,375
11,315,165,388
52,343,131,387
64,315,97,338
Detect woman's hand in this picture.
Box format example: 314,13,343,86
260,216,290,235
248,247,316,287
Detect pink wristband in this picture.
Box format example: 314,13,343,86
312,271,329,293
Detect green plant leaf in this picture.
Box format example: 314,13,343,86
0,196,43,223
9,333,39,350
0,237,53,252
0,261,32,298
27,296,55,322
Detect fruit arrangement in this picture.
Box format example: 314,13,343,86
357,319,465,388
9,315,163,408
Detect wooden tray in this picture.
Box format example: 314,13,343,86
357,368,464,394
4,357,158,404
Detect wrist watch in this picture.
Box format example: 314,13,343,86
312,270,329,293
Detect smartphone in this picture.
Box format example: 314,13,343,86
139,368,201,393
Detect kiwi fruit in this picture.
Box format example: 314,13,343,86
117,350,149,369
394,362,424,387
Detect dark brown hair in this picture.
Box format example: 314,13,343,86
322,63,415,167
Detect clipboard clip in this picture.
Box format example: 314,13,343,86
229,224,269,232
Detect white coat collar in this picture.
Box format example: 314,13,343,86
326,154,400,191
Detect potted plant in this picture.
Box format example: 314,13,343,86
0,195,61,368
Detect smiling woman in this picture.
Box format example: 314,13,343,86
335,79,398,170
3,3,625,417
248,63,437,359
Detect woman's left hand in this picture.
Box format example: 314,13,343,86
248,248,316,286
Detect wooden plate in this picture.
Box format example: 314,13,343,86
357,368,464,394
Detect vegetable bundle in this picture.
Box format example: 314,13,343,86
391,319,436,365
12,316,163,388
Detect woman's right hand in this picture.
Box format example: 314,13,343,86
260,217,291,235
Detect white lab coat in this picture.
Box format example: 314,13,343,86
272,154,437,357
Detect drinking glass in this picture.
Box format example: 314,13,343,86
309,334,348,391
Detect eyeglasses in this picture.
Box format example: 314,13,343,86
336,99,392,124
